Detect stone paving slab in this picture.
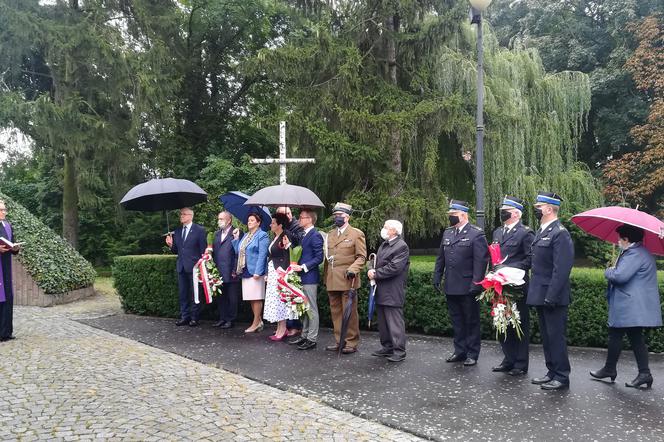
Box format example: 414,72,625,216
83,313,664,441
0,295,422,441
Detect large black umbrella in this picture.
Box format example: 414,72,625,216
244,183,324,208
338,279,358,356
120,178,207,231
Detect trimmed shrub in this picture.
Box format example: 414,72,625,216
1,191,96,293
114,255,664,351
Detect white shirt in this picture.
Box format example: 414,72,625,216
456,221,468,234
503,220,519,234
539,219,556,233
337,225,348,236
182,222,193,241
220,226,231,243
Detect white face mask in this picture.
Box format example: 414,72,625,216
218,220,227,229
380,228,390,240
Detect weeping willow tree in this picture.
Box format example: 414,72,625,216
252,0,601,244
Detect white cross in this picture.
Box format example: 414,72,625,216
251,121,315,184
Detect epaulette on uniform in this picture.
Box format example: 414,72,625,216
558,224,567,231
472,226,483,232
351,227,365,235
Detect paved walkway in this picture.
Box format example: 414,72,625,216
83,304,664,441
0,288,421,441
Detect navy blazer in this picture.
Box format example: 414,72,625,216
171,223,207,273
232,229,269,276
605,243,662,328
374,236,410,307
492,221,535,293
212,228,241,283
298,227,324,285
433,223,489,295
526,219,574,306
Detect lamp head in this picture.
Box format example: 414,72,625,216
469,0,492,11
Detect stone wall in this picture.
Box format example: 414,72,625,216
11,259,95,307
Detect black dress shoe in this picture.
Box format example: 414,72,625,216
297,340,317,350
589,367,617,382
0,336,15,342
625,373,653,389
188,320,199,327
220,322,233,329
492,364,512,372
371,349,394,357
531,375,553,385
508,368,528,376
213,320,226,327
463,358,477,366
288,336,307,345
541,380,569,391
446,354,466,363
175,319,190,326
387,354,406,362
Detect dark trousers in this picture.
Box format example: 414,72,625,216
536,305,570,383
0,294,13,338
377,305,407,357
446,294,481,359
216,282,241,323
499,299,530,370
178,271,200,321
605,327,650,374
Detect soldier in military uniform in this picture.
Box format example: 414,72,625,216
324,202,367,354
491,196,535,376
527,192,574,391
433,200,489,366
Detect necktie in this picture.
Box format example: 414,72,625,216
182,226,188,242
504,227,509,235
337,229,341,237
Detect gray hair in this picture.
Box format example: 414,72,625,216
385,219,403,235
219,210,233,221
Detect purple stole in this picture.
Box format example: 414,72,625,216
0,221,12,302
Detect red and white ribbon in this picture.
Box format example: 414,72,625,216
193,247,214,305
276,265,307,305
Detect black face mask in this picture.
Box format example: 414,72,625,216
534,208,544,221
334,216,346,227
448,215,460,226
500,210,512,223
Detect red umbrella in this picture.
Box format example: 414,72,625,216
571,206,664,256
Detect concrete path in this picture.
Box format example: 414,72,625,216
0,289,421,441
83,312,664,441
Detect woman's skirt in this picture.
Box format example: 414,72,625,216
241,274,265,301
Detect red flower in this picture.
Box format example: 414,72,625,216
488,243,503,266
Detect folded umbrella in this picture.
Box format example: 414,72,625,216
571,206,664,256
219,191,271,231
367,253,377,327
338,280,358,356
244,183,324,208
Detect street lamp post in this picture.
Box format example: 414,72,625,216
469,0,492,231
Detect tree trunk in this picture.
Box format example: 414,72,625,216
62,153,79,249
385,14,401,175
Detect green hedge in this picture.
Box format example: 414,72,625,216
113,255,664,352
1,191,96,293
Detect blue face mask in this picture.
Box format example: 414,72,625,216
334,216,346,227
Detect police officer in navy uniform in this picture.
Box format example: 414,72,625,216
433,200,489,366
491,196,535,376
527,192,574,391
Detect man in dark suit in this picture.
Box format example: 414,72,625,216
288,209,324,350
212,211,242,329
433,199,489,366
491,196,535,376
368,220,410,362
165,207,207,327
0,200,20,342
527,192,574,391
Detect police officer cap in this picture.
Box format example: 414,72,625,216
501,195,525,211
448,199,470,213
535,192,563,206
332,202,353,215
